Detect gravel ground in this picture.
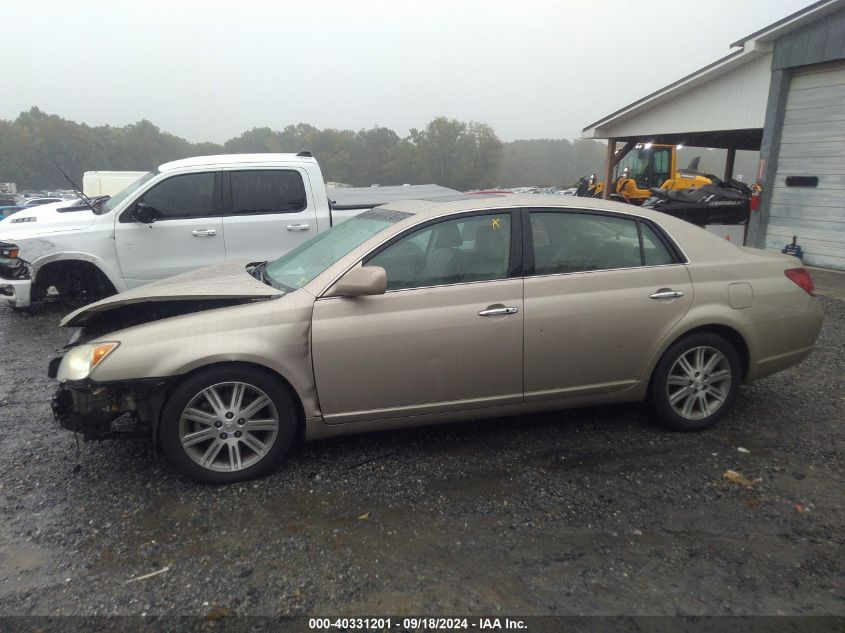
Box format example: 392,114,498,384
0,296,843,617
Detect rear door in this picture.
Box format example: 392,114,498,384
523,208,693,401
222,168,318,262
114,171,224,286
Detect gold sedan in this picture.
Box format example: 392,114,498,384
52,196,823,483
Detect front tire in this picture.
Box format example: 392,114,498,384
159,366,297,484
650,333,741,431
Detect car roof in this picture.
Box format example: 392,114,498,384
158,153,317,172
378,193,667,222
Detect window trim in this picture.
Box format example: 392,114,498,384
223,168,308,217
358,208,523,293
522,207,687,278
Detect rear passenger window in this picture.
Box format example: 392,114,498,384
229,170,307,215
530,212,641,274
640,222,676,265
530,211,678,274
368,213,512,290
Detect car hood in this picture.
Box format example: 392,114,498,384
0,200,96,238
60,260,284,327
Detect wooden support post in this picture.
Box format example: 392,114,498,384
724,147,736,181
603,138,616,200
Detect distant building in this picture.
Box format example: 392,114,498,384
583,0,845,271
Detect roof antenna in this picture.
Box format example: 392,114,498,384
53,161,97,213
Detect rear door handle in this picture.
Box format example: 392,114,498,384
478,306,519,317
286,224,310,232
191,229,217,237
650,289,684,299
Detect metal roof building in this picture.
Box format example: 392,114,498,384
583,0,845,270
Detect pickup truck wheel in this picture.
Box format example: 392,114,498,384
159,366,297,484
650,333,741,432
32,261,116,308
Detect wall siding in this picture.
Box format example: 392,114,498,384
596,54,771,138
767,62,845,270
772,7,845,70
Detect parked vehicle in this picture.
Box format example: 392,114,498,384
579,145,713,204
0,196,66,219
0,153,368,310
641,178,752,227
82,171,148,197
50,194,823,483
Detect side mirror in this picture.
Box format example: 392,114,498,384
131,201,160,224
327,266,387,297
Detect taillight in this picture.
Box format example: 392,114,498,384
784,268,815,295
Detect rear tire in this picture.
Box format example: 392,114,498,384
159,366,297,484
650,333,741,431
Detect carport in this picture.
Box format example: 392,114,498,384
581,43,771,193
583,0,845,269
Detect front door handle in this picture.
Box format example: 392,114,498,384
191,229,217,237
650,289,684,299
286,224,310,232
478,306,519,317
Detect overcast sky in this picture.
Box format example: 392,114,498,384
5,0,810,143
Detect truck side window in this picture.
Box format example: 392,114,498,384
141,173,216,220
228,170,307,215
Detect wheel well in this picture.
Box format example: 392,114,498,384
34,260,116,294
652,325,750,387
156,361,307,443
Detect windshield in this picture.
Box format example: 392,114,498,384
98,172,156,215
264,208,411,291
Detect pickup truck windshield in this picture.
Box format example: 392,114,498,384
264,208,411,291
97,172,156,215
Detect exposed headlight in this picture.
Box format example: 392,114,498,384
57,342,119,381
0,242,19,261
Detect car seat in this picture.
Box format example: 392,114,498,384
470,225,507,279
420,222,465,284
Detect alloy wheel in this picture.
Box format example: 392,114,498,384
178,381,279,472
666,346,732,420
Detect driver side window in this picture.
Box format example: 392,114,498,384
367,213,512,290
138,173,217,220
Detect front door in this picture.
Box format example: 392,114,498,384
523,208,693,401
114,171,224,286
311,210,523,424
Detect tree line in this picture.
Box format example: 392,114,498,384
0,107,607,191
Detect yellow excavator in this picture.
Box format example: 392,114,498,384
578,143,713,204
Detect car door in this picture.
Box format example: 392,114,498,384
523,208,693,401
311,210,524,424
114,171,223,286
222,168,318,262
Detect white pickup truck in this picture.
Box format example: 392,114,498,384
0,153,372,310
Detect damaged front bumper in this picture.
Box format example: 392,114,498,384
0,245,32,309
50,370,167,441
